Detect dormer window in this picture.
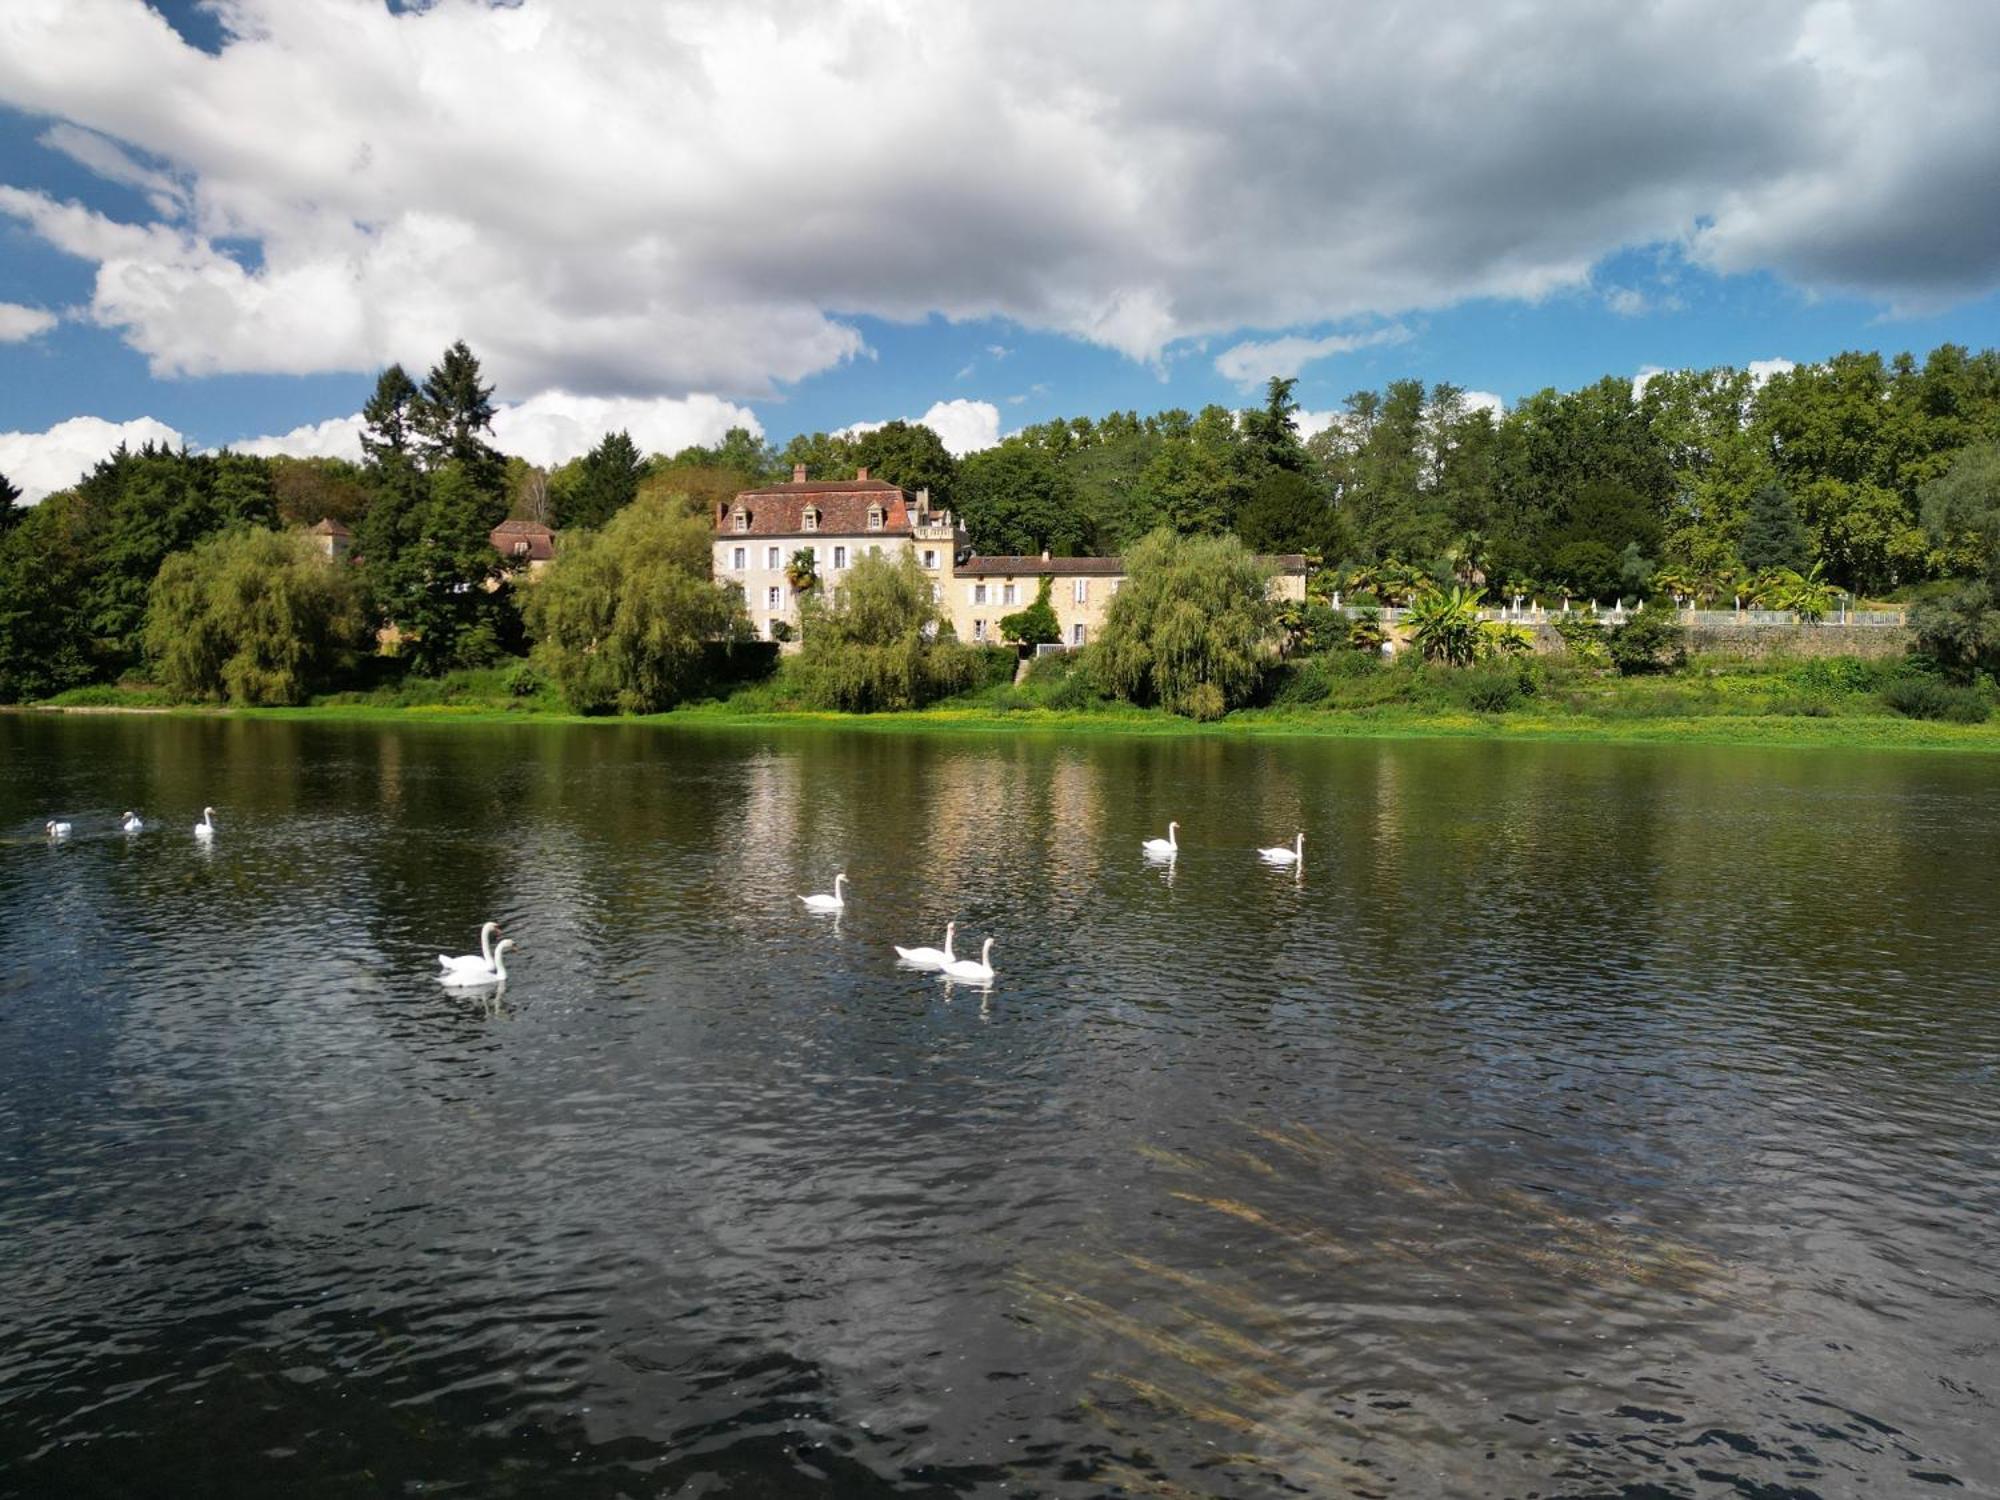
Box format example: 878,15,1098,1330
802,506,820,532
731,505,749,533
866,505,884,532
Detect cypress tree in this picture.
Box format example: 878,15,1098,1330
1739,483,1810,574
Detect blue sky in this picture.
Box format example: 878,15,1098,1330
5,2,2000,496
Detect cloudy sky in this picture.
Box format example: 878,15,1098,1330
4,0,2000,499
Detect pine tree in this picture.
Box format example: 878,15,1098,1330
560,430,646,530
1739,483,1810,574
0,469,21,536
360,364,420,465
413,341,503,490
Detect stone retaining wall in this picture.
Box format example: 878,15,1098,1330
1488,620,1913,659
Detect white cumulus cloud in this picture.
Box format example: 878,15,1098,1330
0,301,59,342
0,0,1994,403
1214,326,1411,388
0,413,185,501
839,399,1001,458
232,392,761,468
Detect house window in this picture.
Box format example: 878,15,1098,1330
767,585,782,609
973,583,988,605
732,546,746,570
833,545,848,568
1074,578,1089,604
867,506,883,531
767,546,780,568
1002,583,1018,606
922,549,937,569
802,507,819,532
732,507,749,533
766,618,782,640
1072,622,1087,646
973,619,987,641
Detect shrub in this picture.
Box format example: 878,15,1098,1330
1880,676,1991,723
1551,612,1610,666
999,577,1061,646
1404,585,1483,665
1455,661,1536,713
503,661,547,698
1607,610,1687,675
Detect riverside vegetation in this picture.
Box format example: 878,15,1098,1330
5,338,2000,745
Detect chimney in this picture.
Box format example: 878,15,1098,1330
855,466,870,482
792,463,808,483
1041,548,1051,562
916,487,930,507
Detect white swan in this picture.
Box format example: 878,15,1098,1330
439,938,514,986
1141,820,1179,857
122,811,144,833
800,873,847,911
194,806,217,841
895,921,956,970
1258,832,1304,867
45,820,72,839
439,922,502,976
941,937,995,983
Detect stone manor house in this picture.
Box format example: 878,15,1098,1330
712,466,1307,648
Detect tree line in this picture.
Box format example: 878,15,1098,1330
4,338,2000,706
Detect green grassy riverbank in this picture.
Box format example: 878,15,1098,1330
16,656,2000,753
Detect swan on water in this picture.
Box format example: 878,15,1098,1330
895,921,956,970
1141,821,1179,857
439,922,503,976
194,807,217,841
438,938,514,986
45,820,72,839
941,937,995,983
1258,833,1304,867
800,873,847,911
122,811,144,834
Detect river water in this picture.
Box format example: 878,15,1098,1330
1,713,1996,1499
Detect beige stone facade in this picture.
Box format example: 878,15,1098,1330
711,471,1309,649
712,466,965,643
944,553,1309,647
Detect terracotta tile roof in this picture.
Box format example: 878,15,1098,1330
957,552,1310,578
719,485,912,538
958,554,1125,577
491,518,557,562
307,517,352,537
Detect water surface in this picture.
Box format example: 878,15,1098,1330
2,714,1996,1497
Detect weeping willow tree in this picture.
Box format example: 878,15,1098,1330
143,527,366,704
1093,528,1277,719
524,490,748,713
793,550,982,711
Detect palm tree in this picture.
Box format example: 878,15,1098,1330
1405,585,1484,665
785,547,818,595
1776,562,1838,624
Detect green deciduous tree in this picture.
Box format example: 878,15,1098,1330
143,527,366,704
851,421,958,506
955,445,1089,555
1093,529,1277,719
794,550,981,711
524,490,749,713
